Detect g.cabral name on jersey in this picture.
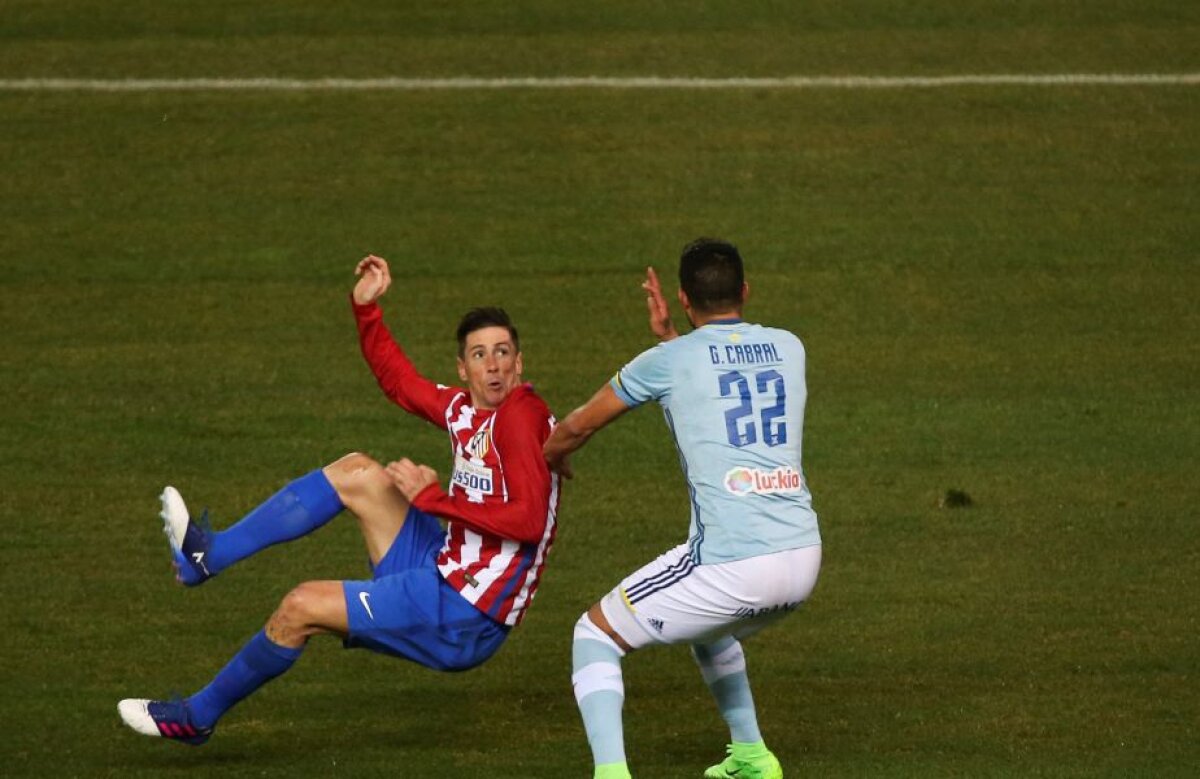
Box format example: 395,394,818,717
724,466,803,497
707,339,782,366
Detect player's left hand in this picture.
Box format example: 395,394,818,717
545,450,574,480
642,266,679,342
386,458,439,500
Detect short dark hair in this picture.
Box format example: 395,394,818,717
678,238,745,314
456,307,519,356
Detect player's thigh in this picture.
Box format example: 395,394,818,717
599,544,822,650
728,543,822,641
342,568,508,671
323,452,411,564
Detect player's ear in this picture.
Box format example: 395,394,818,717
514,352,524,377
457,357,468,382
677,288,690,310
741,282,750,304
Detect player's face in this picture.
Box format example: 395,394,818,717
457,326,523,410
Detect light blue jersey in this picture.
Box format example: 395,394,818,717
610,319,821,563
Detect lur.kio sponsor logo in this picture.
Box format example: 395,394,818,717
724,466,803,497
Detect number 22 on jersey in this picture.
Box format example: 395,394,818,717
718,369,787,448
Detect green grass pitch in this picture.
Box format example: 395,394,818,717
1,3,1197,777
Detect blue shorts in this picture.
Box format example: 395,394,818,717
342,506,509,672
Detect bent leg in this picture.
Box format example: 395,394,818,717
264,580,349,647
585,545,784,778
573,605,633,779
185,581,346,729
205,468,344,574
692,637,762,744
323,452,412,566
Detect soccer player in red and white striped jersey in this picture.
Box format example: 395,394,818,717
119,254,559,746
353,260,560,627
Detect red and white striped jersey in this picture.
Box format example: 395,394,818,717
354,300,559,627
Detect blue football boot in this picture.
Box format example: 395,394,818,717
160,486,214,586
118,698,213,746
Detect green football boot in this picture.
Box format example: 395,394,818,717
594,762,633,779
703,743,783,779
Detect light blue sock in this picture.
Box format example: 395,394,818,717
693,637,762,743
207,469,343,573
572,614,628,768
187,630,303,728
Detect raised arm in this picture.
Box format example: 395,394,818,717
543,383,632,479
351,255,451,426
353,254,392,305
643,266,679,342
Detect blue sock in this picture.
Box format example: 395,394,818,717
693,637,762,743
572,614,628,768
187,630,303,728
207,469,343,573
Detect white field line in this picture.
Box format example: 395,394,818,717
0,74,1198,92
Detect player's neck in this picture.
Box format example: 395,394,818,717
688,308,744,328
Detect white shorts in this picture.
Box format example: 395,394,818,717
599,543,822,650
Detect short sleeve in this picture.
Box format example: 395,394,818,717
609,343,673,407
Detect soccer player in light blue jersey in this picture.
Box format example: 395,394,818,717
544,238,822,779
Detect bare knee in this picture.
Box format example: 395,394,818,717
324,452,390,501
272,582,323,630
267,582,342,647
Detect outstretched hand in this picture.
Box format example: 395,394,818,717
544,448,575,480
386,458,439,501
642,266,679,341
353,254,392,305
